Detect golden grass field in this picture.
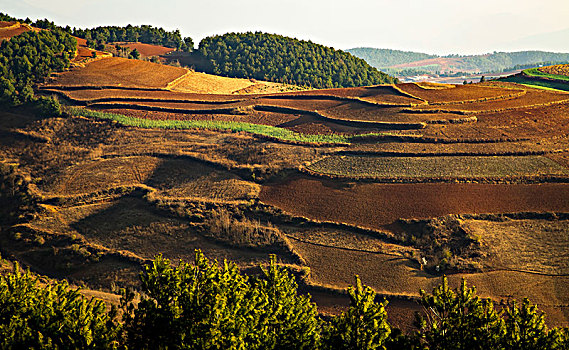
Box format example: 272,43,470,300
3,58,569,329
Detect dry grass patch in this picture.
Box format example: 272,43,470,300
45,156,162,196
290,238,569,326
168,71,296,94
464,218,569,274
539,64,569,77
145,158,260,201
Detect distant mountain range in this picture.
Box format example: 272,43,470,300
346,48,569,77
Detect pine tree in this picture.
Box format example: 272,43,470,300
323,276,391,349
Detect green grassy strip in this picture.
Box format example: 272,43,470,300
500,75,569,92
523,67,569,82
67,107,394,144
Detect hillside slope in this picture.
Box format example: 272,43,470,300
346,48,437,68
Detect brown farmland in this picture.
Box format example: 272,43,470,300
397,82,524,103
47,57,187,88
5,53,569,331
539,64,569,77
259,175,569,229
0,21,35,40
113,42,176,57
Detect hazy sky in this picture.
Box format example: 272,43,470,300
1,0,569,55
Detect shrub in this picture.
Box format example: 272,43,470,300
35,95,61,117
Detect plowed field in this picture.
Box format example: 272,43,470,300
397,83,524,103
413,89,569,113
274,85,422,105
259,175,569,229
113,42,175,57
0,21,34,40
47,57,187,88
307,155,569,179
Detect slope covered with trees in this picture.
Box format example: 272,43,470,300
0,25,76,114
346,47,438,69
199,32,397,88
73,25,193,52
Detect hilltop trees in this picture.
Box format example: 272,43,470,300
0,28,76,114
199,32,397,88
73,25,194,52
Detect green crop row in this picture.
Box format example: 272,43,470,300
500,75,569,92
67,107,397,145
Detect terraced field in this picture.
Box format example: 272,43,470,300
47,57,188,88
4,57,567,329
259,175,569,229
306,155,569,180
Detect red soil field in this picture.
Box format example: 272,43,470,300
319,102,449,123
49,88,243,102
397,83,524,104
259,175,569,230
435,101,569,140
71,36,107,63
0,21,35,40
113,42,175,57
414,89,569,113
278,85,421,105
47,57,187,88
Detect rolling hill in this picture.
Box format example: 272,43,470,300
348,48,569,76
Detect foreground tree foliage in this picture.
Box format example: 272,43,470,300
199,32,397,88
1,251,568,349
123,252,320,349
0,263,120,349
322,276,391,349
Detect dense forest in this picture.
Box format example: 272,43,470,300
73,25,193,52
1,252,567,349
0,23,76,114
199,32,397,88
346,48,438,69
